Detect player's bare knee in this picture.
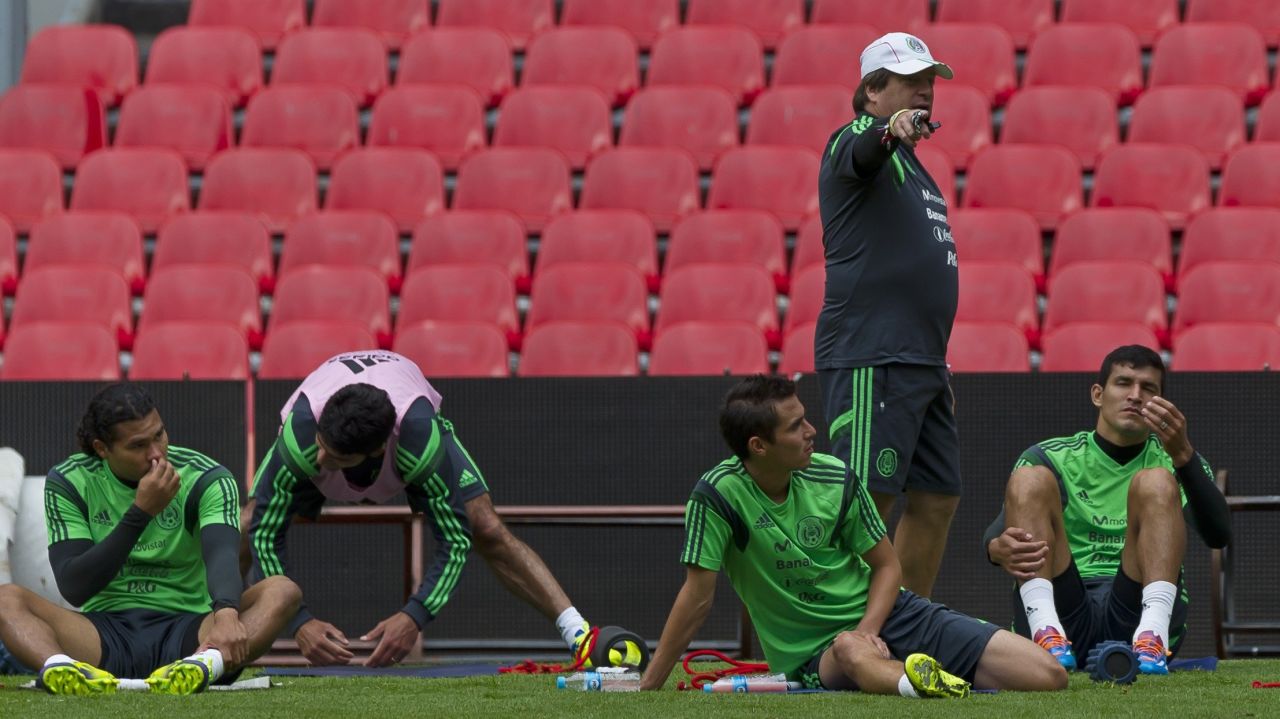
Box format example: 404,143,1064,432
829,631,874,670
1031,648,1070,690
1006,467,1058,508
0,583,31,612
1130,468,1179,507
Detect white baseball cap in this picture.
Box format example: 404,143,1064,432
860,32,954,80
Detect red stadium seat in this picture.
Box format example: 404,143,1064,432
25,212,145,295
70,149,189,233
914,145,957,209
397,29,513,108
1173,262,1280,338
1149,24,1270,106
114,85,232,171
746,86,853,155
921,83,991,170
144,27,262,108
453,148,571,233
783,264,824,335
0,322,119,380
666,210,788,292
919,24,1017,107
1039,322,1161,372
199,148,315,233
1091,144,1210,231
0,85,105,169
393,321,510,378
129,321,249,379
1219,144,1280,208
1173,323,1280,371
1128,87,1246,171
257,321,379,378
435,0,553,51
1179,208,1280,282
398,265,520,348
493,87,613,169
1060,0,1179,47
707,146,819,231
140,265,263,348
955,262,1039,347
537,210,658,291
188,0,305,51
525,263,650,343
521,27,639,107
0,149,62,233
999,86,1118,171
11,267,132,348
560,0,679,50
271,29,388,108
580,147,700,233
152,212,274,293
20,24,136,107
281,212,402,292
518,320,639,377
1043,261,1168,345
368,86,486,171
1255,92,1280,141
963,145,1083,230
649,321,769,376
949,208,1043,291
654,264,779,346
1022,23,1144,106
647,27,766,106
792,214,824,276
1186,0,1280,48
810,0,930,35
935,0,1053,49
270,266,392,348
0,217,15,296
619,86,739,171
407,211,529,290
325,148,444,233
686,0,804,50
1050,209,1174,292
777,320,816,374
312,0,430,49
946,322,1030,372
771,25,879,91
241,85,358,170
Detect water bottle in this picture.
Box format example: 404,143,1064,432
556,669,641,692
703,673,799,693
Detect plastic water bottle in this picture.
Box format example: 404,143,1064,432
556,669,641,692
703,673,799,693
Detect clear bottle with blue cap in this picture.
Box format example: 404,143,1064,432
556,668,641,692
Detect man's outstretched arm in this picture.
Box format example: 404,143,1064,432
641,566,717,690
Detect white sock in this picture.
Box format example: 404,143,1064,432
898,673,919,698
1019,578,1066,640
44,653,74,668
187,648,225,682
1133,580,1177,648
555,607,586,648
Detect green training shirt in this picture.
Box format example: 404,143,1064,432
1014,431,1190,580
45,446,240,613
681,453,886,676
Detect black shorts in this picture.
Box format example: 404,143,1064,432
1010,562,1189,657
798,590,999,689
819,364,961,496
84,608,204,679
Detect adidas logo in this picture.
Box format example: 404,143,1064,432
753,513,776,530
1075,489,1093,504
91,510,112,526
458,469,479,488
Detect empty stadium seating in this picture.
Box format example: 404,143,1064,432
394,320,511,378
257,320,379,379
199,148,316,233
946,322,1030,372
143,26,262,107
1000,86,1118,170
619,86,739,171
666,210,788,292
1021,23,1144,106
408,211,529,290
648,321,770,376
1149,23,1270,105
10,267,133,348
1219,144,1280,208
1090,144,1211,230
0,85,105,168
1255,92,1280,141
1042,261,1168,345
914,145,957,209
810,0,929,35
791,214,824,276
647,26,766,106
537,210,659,291
1179,208,1280,281
1174,262,1280,338
140,265,263,348
0,321,120,380
921,24,1018,106
1127,86,1246,170
559,0,679,50
1185,0,1280,47
1039,322,1161,372
520,27,639,107
70,148,189,233
324,148,445,233
746,86,853,156
924,83,991,170
685,0,805,49
948,208,1043,290
517,320,639,377
152,212,275,293
955,262,1039,347
777,321,816,374
1059,0,1179,46
935,0,1054,49
706,146,820,231
114,84,232,171
525,263,651,344
269,266,392,348
397,265,520,348
367,85,486,171
492,86,613,169
25,212,146,294
580,148,701,233
783,264,824,335
654,264,779,345
963,145,1083,230
452,148,571,233
0,149,63,232
1050,208,1174,292
771,25,878,90
240,85,359,170
0,218,14,296
280,212,402,292
187,0,305,51
20,24,137,106
1173,323,1280,372
311,0,429,49
271,28,388,108
129,321,250,379
397,28,513,108
435,0,553,51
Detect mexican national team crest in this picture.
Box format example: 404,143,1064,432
905,36,926,53
877,448,899,478
796,516,826,548
156,501,181,530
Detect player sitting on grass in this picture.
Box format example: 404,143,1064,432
639,374,1067,695
0,383,300,695
985,345,1231,674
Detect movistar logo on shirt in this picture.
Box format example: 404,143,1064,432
458,469,480,488
91,509,112,526
754,513,776,530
